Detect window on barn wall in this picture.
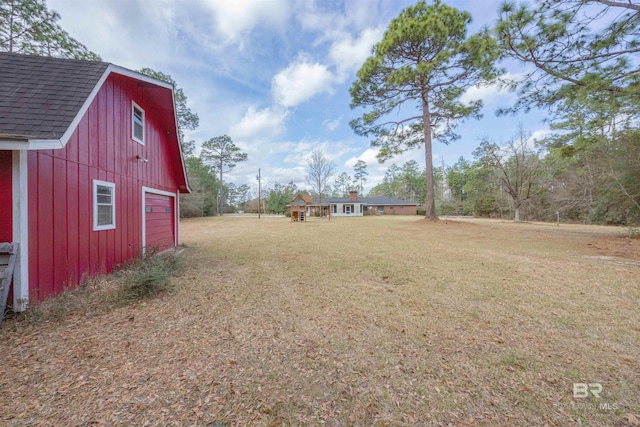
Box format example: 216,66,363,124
93,180,116,231
132,101,145,145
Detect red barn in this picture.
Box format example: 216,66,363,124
0,52,190,311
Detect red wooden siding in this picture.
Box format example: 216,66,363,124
27,73,182,302
0,151,11,242
144,193,175,251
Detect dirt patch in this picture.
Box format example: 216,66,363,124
586,235,640,260
414,217,476,226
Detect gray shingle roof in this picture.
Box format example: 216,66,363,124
0,52,109,141
295,196,418,205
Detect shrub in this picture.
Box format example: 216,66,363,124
117,250,183,304
437,201,456,216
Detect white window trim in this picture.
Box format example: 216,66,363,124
93,179,116,231
132,101,145,145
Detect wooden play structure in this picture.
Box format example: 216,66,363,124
290,194,313,222
291,210,306,222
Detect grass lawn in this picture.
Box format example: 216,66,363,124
1,216,639,426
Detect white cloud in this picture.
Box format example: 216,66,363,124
460,72,524,106
328,27,383,79
283,140,331,166
199,0,291,44
344,148,379,169
323,116,342,131
228,105,289,140
272,55,335,107
297,0,382,40
49,0,180,69
530,128,552,142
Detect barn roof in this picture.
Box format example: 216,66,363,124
0,52,109,141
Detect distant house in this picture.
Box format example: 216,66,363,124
289,191,418,221
0,52,190,310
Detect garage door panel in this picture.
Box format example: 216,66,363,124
144,192,174,252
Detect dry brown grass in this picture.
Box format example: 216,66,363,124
1,216,639,426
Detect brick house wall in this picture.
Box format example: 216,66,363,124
364,205,417,215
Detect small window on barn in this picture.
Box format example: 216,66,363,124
132,101,145,145
93,180,116,231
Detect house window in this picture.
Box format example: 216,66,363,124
332,205,337,214
132,102,145,144
93,180,116,231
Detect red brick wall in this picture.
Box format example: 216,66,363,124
364,205,417,215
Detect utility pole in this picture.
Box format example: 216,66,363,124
258,168,261,219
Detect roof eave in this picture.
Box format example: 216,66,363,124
0,138,64,150
168,81,191,194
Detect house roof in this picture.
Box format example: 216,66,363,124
325,197,365,203
0,52,109,141
361,196,418,206
289,195,418,206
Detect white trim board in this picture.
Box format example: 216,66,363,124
11,150,29,312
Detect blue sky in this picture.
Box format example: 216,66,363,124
49,0,547,195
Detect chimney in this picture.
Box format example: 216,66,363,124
349,190,358,202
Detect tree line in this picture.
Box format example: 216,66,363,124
350,0,639,224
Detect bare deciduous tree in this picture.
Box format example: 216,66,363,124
475,127,543,222
306,150,335,217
